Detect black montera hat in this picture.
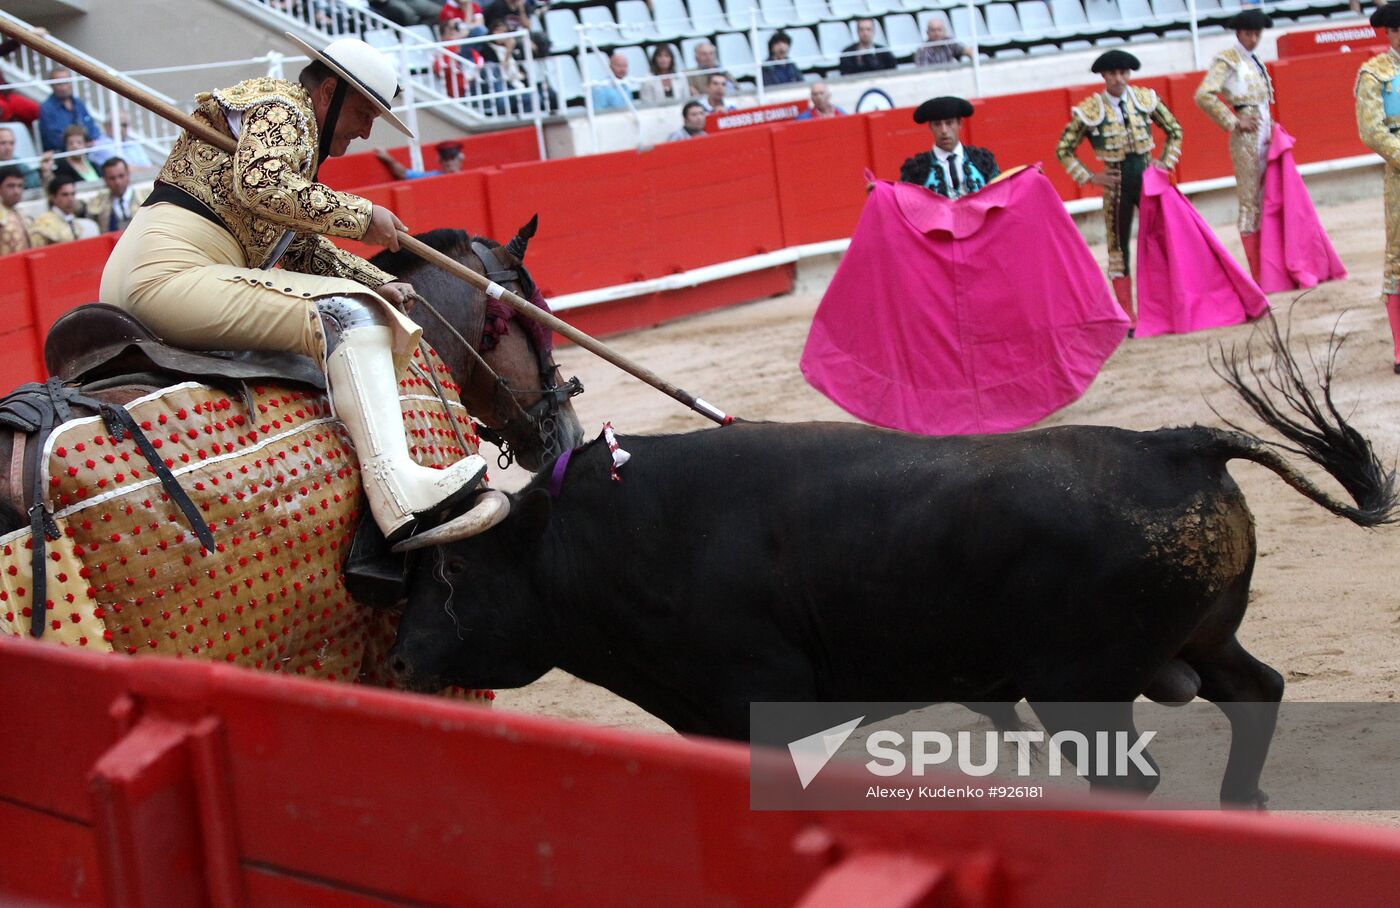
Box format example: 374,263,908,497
913,96,974,123
1372,4,1400,27
1226,9,1273,30
1091,50,1141,73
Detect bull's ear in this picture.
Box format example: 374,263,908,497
511,488,552,541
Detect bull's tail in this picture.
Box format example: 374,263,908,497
1208,315,1399,528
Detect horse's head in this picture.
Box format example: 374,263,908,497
472,216,586,471
373,223,585,472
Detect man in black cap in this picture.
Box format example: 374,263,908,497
898,96,999,199
1356,4,1400,372
1196,9,1275,281
1056,50,1182,329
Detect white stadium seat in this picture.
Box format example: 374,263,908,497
726,0,763,30
1050,0,1089,32
828,0,868,20
545,8,581,53
617,0,662,41
651,0,696,37
716,31,759,77
949,5,988,40
1083,0,1125,30
1118,0,1162,29
619,44,652,76
689,0,732,33
785,27,823,67
884,13,923,54
789,0,833,25
547,54,583,101
579,6,621,45
1018,1,1055,38
817,20,854,62
984,3,1022,38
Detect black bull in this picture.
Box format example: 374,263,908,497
388,330,1397,805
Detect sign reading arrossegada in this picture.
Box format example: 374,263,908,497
749,702,1400,810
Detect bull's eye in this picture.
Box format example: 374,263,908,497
445,558,468,577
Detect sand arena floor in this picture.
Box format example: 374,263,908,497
482,195,1400,821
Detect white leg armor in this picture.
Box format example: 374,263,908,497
319,295,487,544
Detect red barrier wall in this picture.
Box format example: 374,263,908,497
771,114,873,245
391,167,494,237
316,125,541,189
487,150,652,295
25,235,116,335
1166,71,1238,184
1273,52,1373,163
7,637,1400,906
0,255,40,391
973,88,1080,199
1277,24,1385,59
865,107,929,184
641,128,785,272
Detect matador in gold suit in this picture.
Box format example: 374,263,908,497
100,36,488,542
1196,9,1275,282
1357,5,1400,373
1057,49,1182,330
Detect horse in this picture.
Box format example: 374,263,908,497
0,221,584,688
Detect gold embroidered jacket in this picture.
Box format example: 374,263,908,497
0,202,29,256
157,77,393,287
1196,47,1274,133
1356,50,1400,169
1056,87,1184,184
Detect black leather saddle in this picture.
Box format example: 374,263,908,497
44,303,326,390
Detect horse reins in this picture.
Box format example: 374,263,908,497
404,243,579,468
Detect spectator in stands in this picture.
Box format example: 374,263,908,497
39,67,101,153
698,73,734,113
90,158,147,234
840,19,896,76
898,97,998,199
591,52,634,111
0,166,31,256
762,32,803,87
667,100,708,141
28,174,99,247
1056,50,1182,330
0,126,53,190
368,0,441,27
484,0,545,32
1194,9,1275,282
53,124,100,183
483,18,534,114
375,142,466,179
441,0,488,35
915,19,968,66
91,111,155,170
435,17,485,98
0,29,46,126
639,44,685,104
688,43,735,97
797,81,846,119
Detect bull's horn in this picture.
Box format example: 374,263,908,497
392,489,512,552
504,214,539,261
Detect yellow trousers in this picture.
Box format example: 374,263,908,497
1229,122,1269,235
100,203,419,365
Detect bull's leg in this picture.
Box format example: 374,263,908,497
1189,636,1283,809
1028,701,1161,799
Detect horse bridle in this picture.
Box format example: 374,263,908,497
409,241,583,469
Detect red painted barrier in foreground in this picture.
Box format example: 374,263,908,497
4,636,1400,906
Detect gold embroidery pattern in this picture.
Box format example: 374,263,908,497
0,202,29,255
1056,88,1183,180
1356,52,1400,297
158,77,392,286
1197,49,1274,234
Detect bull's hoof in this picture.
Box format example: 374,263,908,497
1222,789,1269,811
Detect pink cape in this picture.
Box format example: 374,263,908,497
1135,167,1270,338
800,167,1128,436
1258,125,1347,292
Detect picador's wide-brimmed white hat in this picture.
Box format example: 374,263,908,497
285,33,415,137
